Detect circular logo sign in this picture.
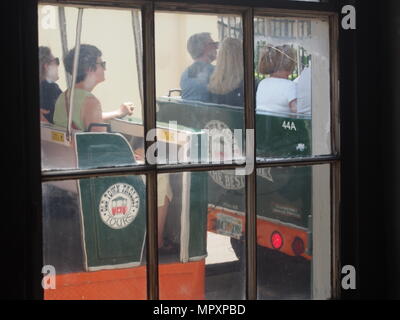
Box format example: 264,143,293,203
204,120,242,163
204,120,244,190
99,183,140,229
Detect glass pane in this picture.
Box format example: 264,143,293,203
155,12,245,166
256,164,331,299
38,5,144,170
255,16,331,160
158,171,246,300
42,174,147,300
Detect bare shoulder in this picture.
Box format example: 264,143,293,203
81,95,103,127
83,95,101,110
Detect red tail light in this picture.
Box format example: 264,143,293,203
271,231,283,250
292,237,305,256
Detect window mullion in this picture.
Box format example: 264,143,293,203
243,7,257,300
143,2,159,300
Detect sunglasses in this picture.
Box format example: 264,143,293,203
50,57,60,66
207,41,219,48
96,61,106,69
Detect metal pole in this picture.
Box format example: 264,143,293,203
58,7,71,88
67,8,83,141
131,9,144,108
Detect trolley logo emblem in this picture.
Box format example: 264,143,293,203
111,196,128,215
99,183,140,229
205,120,245,190
204,120,242,162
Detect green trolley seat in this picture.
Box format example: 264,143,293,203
156,97,312,259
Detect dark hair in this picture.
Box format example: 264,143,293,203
64,44,102,83
38,46,52,81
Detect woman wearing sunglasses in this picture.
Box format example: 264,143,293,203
53,44,134,132
39,46,62,123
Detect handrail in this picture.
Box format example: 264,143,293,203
131,9,143,108
58,7,71,88
66,8,84,141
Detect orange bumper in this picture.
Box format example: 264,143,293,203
45,260,205,300
208,207,311,260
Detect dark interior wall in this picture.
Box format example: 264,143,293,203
382,0,400,299
0,0,43,299
353,0,385,299
340,0,400,299
338,0,360,300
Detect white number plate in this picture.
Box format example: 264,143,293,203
215,213,242,239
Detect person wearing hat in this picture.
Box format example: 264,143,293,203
180,32,219,102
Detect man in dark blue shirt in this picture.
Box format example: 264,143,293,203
180,33,218,102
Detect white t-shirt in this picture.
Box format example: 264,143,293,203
256,77,297,113
294,67,311,114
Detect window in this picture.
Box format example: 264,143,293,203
39,0,339,300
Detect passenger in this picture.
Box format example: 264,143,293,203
208,38,244,107
256,44,297,113
180,32,219,102
132,149,173,250
157,174,173,250
53,44,134,131
294,65,311,114
39,46,62,123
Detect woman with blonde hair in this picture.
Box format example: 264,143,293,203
208,37,244,107
256,44,298,113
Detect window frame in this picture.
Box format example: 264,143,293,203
37,0,340,300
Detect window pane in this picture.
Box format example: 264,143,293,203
158,171,246,300
155,12,245,166
42,174,147,300
39,5,144,170
256,164,331,299
255,16,331,160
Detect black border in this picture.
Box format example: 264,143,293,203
1,0,42,299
